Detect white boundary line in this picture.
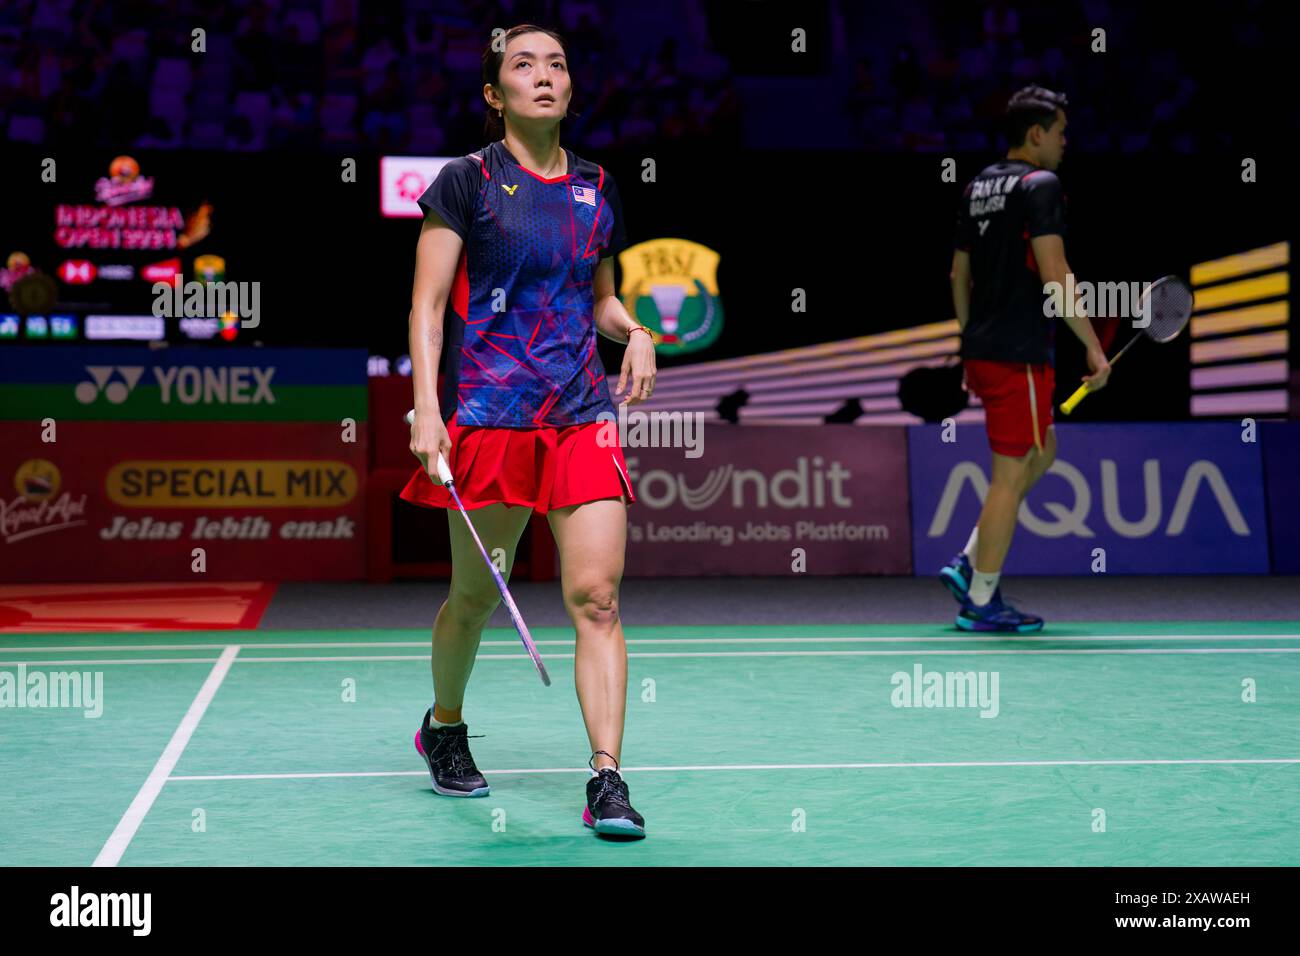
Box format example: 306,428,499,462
5,633,1300,652
9,647,1300,667
92,646,239,867
168,756,1300,782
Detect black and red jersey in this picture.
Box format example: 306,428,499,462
954,159,1067,365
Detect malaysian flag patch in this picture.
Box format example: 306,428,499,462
572,185,597,206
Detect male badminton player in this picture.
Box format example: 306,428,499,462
401,24,654,837
940,85,1111,632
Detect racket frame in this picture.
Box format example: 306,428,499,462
405,409,551,686
1060,275,1193,415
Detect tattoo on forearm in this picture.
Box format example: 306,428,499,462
426,328,443,349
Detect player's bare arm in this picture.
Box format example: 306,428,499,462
1031,233,1111,390
950,249,972,332
408,211,460,480
593,255,656,405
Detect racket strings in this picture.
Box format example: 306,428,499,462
1141,281,1194,343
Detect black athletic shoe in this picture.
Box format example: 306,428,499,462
581,752,646,838
413,709,490,797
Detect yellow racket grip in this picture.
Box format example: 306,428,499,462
1060,381,1091,416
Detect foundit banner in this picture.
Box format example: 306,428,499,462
908,423,1271,575
622,425,911,576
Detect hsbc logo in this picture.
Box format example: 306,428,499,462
58,260,97,284
75,365,277,405
926,459,1251,539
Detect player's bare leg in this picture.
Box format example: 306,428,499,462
548,496,629,768
432,502,533,720
974,449,1034,575
951,436,1048,632
1019,426,1057,497
415,502,532,799
548,494,645,836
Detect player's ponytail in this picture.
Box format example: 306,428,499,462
481,24,572,142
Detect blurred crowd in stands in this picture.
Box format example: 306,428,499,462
0,0,1282,154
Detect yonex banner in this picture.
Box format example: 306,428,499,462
908,424,1271,575
0,346,367,421
622,425,911,575
0,420,365,582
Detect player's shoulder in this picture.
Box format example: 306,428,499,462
423,153,491,201
569,150,617,192
441,147,495,182
1015,165,1060,192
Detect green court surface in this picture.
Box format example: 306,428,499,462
2,622,1298,866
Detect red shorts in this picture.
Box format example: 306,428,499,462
399,413,636,514
964,359,1055,458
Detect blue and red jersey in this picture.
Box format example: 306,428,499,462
418,140,628,428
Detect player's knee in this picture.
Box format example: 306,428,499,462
990,462,1027,491
567,581,620,627
1027,445,1056,488
447,585,501,624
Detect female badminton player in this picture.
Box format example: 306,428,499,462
401,24,655,838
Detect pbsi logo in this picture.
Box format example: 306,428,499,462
74,366,276,405
927,459,1251,538
618,239,724,355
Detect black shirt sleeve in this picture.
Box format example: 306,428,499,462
417,156,479,239
953,180,975,251
1023,171,1066,239
599,170,628,258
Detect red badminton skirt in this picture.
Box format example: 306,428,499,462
399,412,636,514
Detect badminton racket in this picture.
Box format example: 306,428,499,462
406,408,551,686
1060,274,1194,415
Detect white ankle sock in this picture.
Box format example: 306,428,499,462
968,569,1001,606
430,704,463,729
962,526,980,558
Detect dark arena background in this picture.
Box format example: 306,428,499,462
1,0,1297,933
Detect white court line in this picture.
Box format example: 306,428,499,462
1,658,225,665
9,647,1300,667
231,648,1300,661
92,646,239,868
168,756,1300,782
5,633,1300,653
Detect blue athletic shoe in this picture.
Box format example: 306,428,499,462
955,593,1044,633
939,552,973,602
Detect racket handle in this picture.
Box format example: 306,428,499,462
1060,382,1090,416
404,408,454,485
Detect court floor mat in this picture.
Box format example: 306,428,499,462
2,622,1297,866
